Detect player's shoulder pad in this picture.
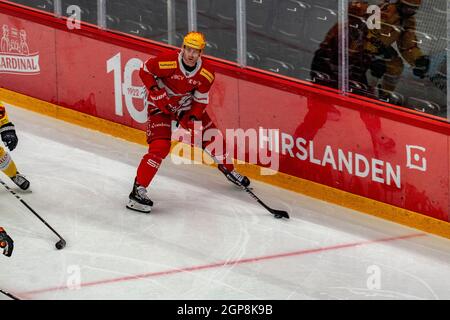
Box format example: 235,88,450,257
156,51,179,70
199,63,215,84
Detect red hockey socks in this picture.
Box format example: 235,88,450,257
136,140,171,187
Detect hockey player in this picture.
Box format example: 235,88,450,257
311,0,429,94
0,102,30,190
365,0,429,92
0,227,13,257
127,31,250,213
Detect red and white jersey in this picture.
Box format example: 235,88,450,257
139,50,215,117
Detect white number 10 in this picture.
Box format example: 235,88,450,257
106,52,147,123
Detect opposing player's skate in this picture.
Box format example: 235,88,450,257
126,180,153,213
11,173,30,191
218,164,250,188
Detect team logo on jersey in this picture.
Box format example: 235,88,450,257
0,24,40,75
158,61,177,69
188,79,200,86
200,68,214,83
171,74,184,81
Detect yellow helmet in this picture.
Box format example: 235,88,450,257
183,31,206,50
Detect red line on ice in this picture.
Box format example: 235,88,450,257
21,232,426,297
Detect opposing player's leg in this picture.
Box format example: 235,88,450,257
200,113,250,187
127,111,172,213
0,146,30,190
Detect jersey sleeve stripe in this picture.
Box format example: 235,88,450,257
193,91,209,103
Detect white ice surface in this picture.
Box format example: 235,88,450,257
0,104,449,300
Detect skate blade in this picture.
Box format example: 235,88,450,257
126,199,152,214
17,187,32,194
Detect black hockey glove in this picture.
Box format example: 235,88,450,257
0,228,13,257
0,122,18,151
413,55,430,79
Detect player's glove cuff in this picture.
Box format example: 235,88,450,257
0,122,14,134
0,122,18,151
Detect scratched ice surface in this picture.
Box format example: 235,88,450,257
0,104,449,300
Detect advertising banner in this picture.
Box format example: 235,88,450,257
0,4,448,221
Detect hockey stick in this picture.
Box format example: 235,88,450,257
0,289,19,300
0,179,66,250
196,139,290,219
239,183,289,219
207,154,289,219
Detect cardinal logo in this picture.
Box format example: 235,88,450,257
0,24,40,75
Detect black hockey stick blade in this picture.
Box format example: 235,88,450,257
0,179,67,249
0,289,20,300
267,207,290,219
55,239,66,250
207,153,290,219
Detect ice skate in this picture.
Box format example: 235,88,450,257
126,180,153,213
218,164,251,188
11,173,30,191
